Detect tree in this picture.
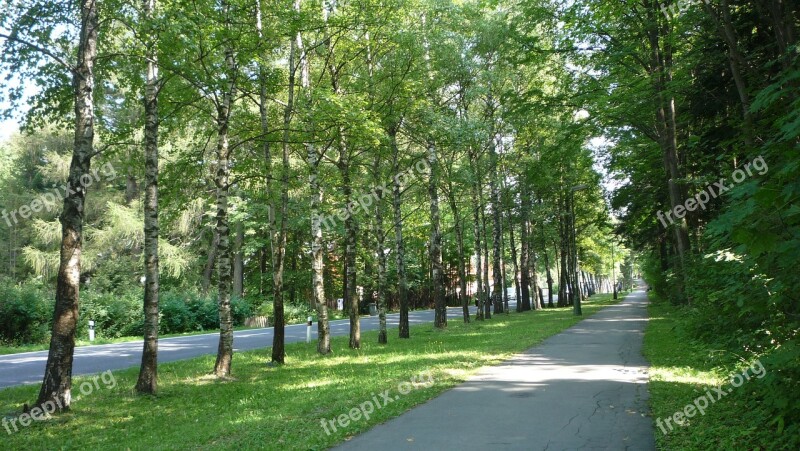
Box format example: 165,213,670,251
0,0,100,411
135,0,161,395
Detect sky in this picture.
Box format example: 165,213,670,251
0,116,19,141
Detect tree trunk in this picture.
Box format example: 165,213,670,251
310,148,330,354
321,0,358,349
37,0,99,412
541,221,554,308
490,140,503,316
558,219,569,307
257,0,274,301
519,208,531,312
125,170,139,204
481,202,491,319
233,221,244,299
202,230,218,295
296,13,330,355
213,45,237,378
213,131,234,378
428,143,446,329
268,1,295,363
373,157,388,343
258,0,280,355
703,0,755,148
341,145,361,348
508,200,522,313
136,0,160,395
270,147,289,363
471,175,484,320
391,130,410,338
568,192,582,315
528,221,542,311
646,2,690,296
446,178,470,323
501,236,509,314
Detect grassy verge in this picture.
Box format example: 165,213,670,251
643,294,782,450
0,294,620,450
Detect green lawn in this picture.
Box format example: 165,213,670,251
1,294,620,450
643,295,786,450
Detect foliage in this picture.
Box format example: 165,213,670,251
0,281,255,345
0,279,52,345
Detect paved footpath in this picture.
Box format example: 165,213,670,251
335,288,655,451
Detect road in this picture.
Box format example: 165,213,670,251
0,302,508,389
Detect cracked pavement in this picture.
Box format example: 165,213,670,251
334,288,655,450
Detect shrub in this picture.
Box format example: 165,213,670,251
160,291,252,334
159,292,195,335
231,297,253,325
0,280,52,345
80,289,143,339
252,301,312,325
187,293,219,330
0,281,255,346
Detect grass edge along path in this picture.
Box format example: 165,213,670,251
643,294,793,450
1,293,623,450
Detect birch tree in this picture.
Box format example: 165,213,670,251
0,0,101,411
135,0,161,394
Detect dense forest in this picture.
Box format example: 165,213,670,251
0,0,797,448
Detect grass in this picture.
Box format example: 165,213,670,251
0,294,620,450
643,294,784,450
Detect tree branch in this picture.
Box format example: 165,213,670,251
0,33,75,74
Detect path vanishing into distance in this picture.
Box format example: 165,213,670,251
336,288,655,451
0,303,505,389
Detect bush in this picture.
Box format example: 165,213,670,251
231,297,253,325
160,291,252,334
159,292,195,334
187,293,219,330
80,289,143,339
0,281,255,345
0,280,53,345
254,301,312,325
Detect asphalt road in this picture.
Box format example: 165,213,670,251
0,302,507,389
335,288,654,450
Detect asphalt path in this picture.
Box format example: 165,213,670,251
0,302,511,389
335,288,654,450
